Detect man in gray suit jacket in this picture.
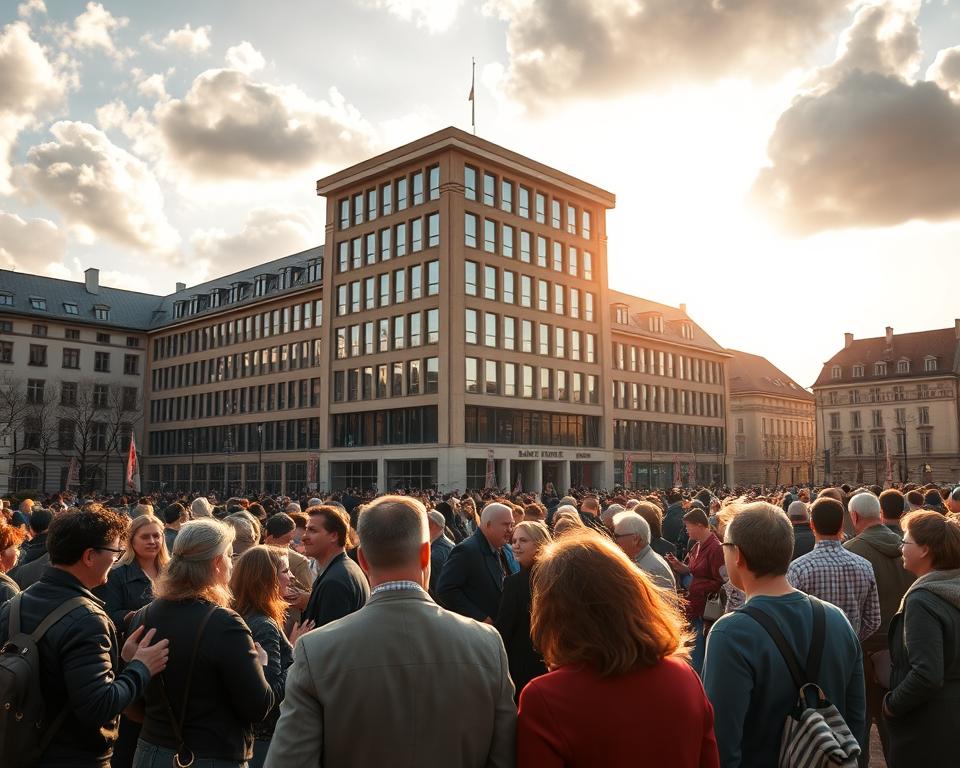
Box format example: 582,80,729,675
265,495,516,768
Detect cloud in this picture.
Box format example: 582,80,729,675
224,41,265,74
156,69,378,179
483,0,851,110
131,68,170,101
17,0,46,18
364,0,464,34
61,2,131,61
0,21,71,194
752,1,960,234
0,210,66,271
927,45,960,99
190,206,320,277
15,120,181,252
159,23,211,55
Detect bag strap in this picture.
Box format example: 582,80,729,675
156,603,217,762
741,596,826,691
806,597,826,683
30,597,89,642
741,603,806,689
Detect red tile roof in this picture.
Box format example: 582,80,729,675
726,349,815,401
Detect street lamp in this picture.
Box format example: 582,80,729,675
185,430,194,493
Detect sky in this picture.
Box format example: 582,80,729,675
1,0,959,389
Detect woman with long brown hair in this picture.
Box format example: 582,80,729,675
230,545,313,768
517,531,718,767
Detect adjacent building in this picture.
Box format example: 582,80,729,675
727,349,816,487
812,324,960,485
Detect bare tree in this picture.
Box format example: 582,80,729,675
22,382,59,492
0,374,28,493
58,380,109,493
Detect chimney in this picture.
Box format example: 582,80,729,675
885,326,894,348
84,267,99,295
176,282,186,292
679,302,687,314
844,332,853,349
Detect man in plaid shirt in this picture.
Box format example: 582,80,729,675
787,496,880,641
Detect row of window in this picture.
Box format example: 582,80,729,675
338,165,441,231
334,310,439,360
154,300,323,361
12,343,136,375
332,357,440,402
22,416,132,453
0,321,140,347
0,292,111,319
150,378,322,424
465,357,601,403
172,260,322,319
829,406,932,431
150,340,323,392
464,214,595,281
25,379,139,411
464,166,593,241
147,461,304,492
149,419,321,457
831,358,939,379
825,384,948,405
758,417,813,437
332,406,439,448
465,406,602,447
465,261,596,321
465,311,598,363
335,261,439,317
611,342,723,384
613,420,726,454
830,432,933,457
336,213,440,274
611,380,723,418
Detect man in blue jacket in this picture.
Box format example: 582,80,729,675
436,502,514,623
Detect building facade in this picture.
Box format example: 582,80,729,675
813,324,960,485
727,349,815,487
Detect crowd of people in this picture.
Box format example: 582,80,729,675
1,479,959,767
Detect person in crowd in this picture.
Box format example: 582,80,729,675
231,546,313,768
883,511,960,767
665,507,724,674
517,530,717,767
12,497,33,527
600,503,624,532
0,505,169,768
427,508,454,596
713,505,745,613
459,496,480,535
131,500,153,519
817,487,856,537
788,497,880,642
903,489,924,514
224,512,259,558
437,500,468,543
263,513,314,594
495,520,551,698
612,511,675,589
0,515,26,605
190,496,213,519
287,511,308,553
662,489,686,553
703,502,866,768
298,505,369,628
551,505,585,537
16,505,52,569
130,518,274,768
634,500,675,558
161,502,187,554
946,485,960,515
578,495,608,535
266,495,516,768
921,488,947,513
879,489,906,533
248,503,269,532
522,502,547,524
787,500,815,560
437,502,515,623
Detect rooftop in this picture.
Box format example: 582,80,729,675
726,349,814,401
608,290,728,354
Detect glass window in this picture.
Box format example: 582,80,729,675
427,260,440,295
503,271,515,304
365,277,375,310
540,368,552,399
551,199,561,228
536,236,547,267
485,360,499,394
366,233,376,264
364,321,374,354
554,284,564,315
427,212,440,248
556,370,568,401
411,218,423,252
393,316,405,349
465,308,478,344
395,222,407,257
335,328,347,358
338,198,350,229
428,165,440,200
582,210,591,239
539,323,550,356
336,285,347,316
412,171,424,206
410,264,423,300
521,320,533,353
379,273,390,306
408,359,421,394
396,177,408,210
583,251,593,281
566,204,577,235
338,241,349,272
425,357,439,393
568,246,578,277
380,228,392,261
502,224,514,258
535,193,545,224
570,288,580,319
465,212,477,248
555,327,565,358
378,318,389,352
553,241,563,272
572,372,583,402
350,325,360,356
522,365,534,397
504,316,516,350
538,279,549,311
484,219,496,253
409,312,421,347
466,358,480,393
585,292,594,321
519,186,530,218
520,275,532,307
500,179,513,213
350,281,360,313
484,312,498,347
352,237,362,269
367,188,377,220
520,230,531,262
426,308,439,344
586,333,596,363
484,266,497,301
464,166,477,200
483,173,495,206
381,182,393,215
353,193,363,225
394,269,406,303
465,261,478,296
504,362,517,396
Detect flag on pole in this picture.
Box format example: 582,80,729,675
67,456,79,488
673,455,682,488
513,473,522,494
687,461,696,488
884,436,893,487
468,57,476,134
126,432,140,493
624,454,633,489
485,448,495,489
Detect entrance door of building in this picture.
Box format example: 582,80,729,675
570,461,601,489
508,460,536,494
542,461,563,494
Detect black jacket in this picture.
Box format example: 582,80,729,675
0,571,19,607
10,550,49,589
428,534,455,596
0,567,150,768
662,502,686,555
302,551,370,628
494,568,546,697
244,613,293,740
885,569,960,767
436,529,507,622
651,537,675,559
93,560,154,636
791,522,816,561
17,533,47,567
131,598,274,762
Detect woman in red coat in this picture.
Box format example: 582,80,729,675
517,530,719,768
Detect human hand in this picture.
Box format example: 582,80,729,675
128,627,170,676
254,642,268,666
288,619,315,644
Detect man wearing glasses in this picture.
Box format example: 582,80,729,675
0,504,169,768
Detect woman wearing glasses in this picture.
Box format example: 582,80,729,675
884,511,960,767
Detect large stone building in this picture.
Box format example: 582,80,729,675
727,349,815,487
2,127,734,495
813,324,960,485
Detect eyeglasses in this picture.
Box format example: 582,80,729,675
899,539,916,550
94,546,126,562
721,542,738,549
612,532,636,539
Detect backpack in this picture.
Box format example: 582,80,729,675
0,593,89,768
741,596,861,768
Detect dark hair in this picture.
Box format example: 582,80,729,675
903,511,960,570
265,513,296,539
810,498,844,536
47,507,129,566
288,511,308,529
666,489,683,504
878,489,905,520
307,505,350,548
905,490,924,508
28,507,53,534
162,502,186,525
683,508,709,527
633,502,663,541
726,502,794,578
248,502,266,521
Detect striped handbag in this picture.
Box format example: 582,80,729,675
741,597,861,768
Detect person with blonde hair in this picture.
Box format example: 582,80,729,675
131,518,274,767
551,506,585,537
496,521,552,697
225,511,260,557
517,531,716,767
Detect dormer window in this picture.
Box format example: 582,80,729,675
874,361,887,376
852,364,864,378
648,314,663,333
94,305,110,321
897,359,910,374
209,290,221,308
29,296,46,310
306,258,322,282
0,292,12,306
924,357,937,372
681,321,694,340
831,365,842,379
613,304,629,324
254,275,269,297
173,301,187,319
63,302,79,315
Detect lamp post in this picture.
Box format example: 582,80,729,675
223,426,234,497
185,430,194,493
257,423,263,494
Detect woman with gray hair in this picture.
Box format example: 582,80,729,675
130,518,274,768
190,496,213,519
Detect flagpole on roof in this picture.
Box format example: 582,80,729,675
469,57,476,135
